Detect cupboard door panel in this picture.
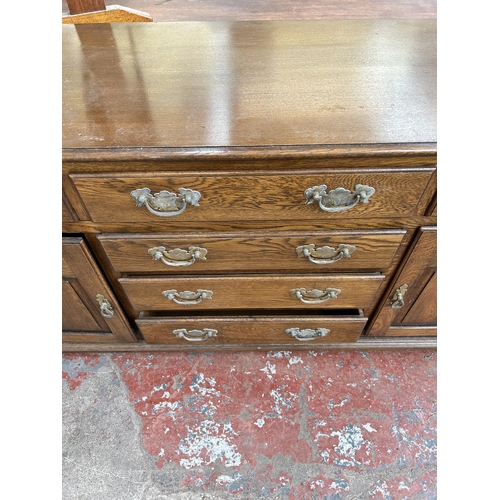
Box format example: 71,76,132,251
62,237,137,343
62,280,104,332
397,271,437,325
366,227,437,336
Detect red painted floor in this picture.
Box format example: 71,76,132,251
63,349,436,499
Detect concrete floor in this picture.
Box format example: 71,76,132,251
62,350,436,499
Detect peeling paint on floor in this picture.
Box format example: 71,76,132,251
63,350,436,499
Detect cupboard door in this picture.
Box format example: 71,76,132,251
62,237,137,343
366,227,437,337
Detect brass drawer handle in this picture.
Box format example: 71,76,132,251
148,246,208,267
286,327,330,341
130,187,201,217
391,284,408,309
290,287,341,304
173,328,218,342
96,294,114,318
162,289,213,305
296,243,356,264
304,184,375,213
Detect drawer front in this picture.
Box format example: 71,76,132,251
99,230,405,274
119,274,384,311
137,314,367,345
71,168,434,223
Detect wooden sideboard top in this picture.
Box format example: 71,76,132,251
62,20,436,151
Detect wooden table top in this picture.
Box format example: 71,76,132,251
62,0,437,21
62,20,436,150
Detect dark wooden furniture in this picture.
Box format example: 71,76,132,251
62,20,437,352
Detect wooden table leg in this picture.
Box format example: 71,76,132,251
66,0,107,15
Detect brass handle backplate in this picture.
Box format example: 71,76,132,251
96,294,114,318
304,184,375,213
391,284,408,309
290,287,341,304
296,243,356,264
286,327,330,341
173,328,217,342
162,289,213,305
130,187,200,217
148,246,208,267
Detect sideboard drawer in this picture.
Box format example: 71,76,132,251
99,229,405,274
71,168,434,223
136,312,367,345
119,273,384,312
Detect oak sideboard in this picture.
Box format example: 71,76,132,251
62,20,437,352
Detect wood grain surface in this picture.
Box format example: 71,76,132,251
62,0,437,21
65,0,106,15
62,16,437,348
62,237,138,342
119,273,384,311
98,229,405,274
62,336,437,352
384,326,436,337
136,314,367,345
62,5,153,24
62,145,437,166
62,20,436,149
63,217,437,237
365,226,436,335
70,168,435,223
